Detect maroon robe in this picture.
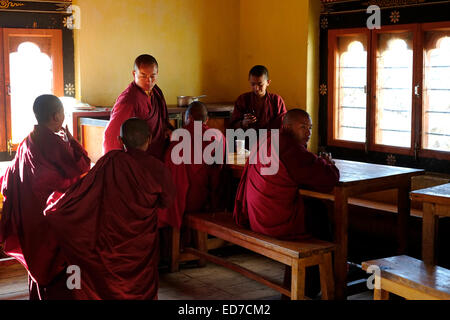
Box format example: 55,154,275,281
44,149,175,300
0,125,90,293
103,82,170,160
233,131,340,240
158,122,226,229
230,92,287,130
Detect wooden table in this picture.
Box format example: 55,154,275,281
410,183,450,265
227,155,424,300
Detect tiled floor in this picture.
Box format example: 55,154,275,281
0,247,373,300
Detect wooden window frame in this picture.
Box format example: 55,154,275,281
418,21,450,161
327,28,371,151
369,24,419,157
1,28,63,152
328,23,450,161
0,31,5,152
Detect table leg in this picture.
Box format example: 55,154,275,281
422,203,437,265
397,180,411,254
333,187,348,300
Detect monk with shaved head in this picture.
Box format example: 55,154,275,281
159,102,226,255
234,108,339,239
45,118,175,299
233,108,339,297
103,54,173,161
0,94,91,300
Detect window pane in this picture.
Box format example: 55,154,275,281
423,33,450,152
10,42,53,144
334,35,367,143
375,33,413,148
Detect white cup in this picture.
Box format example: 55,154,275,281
236,140,245,155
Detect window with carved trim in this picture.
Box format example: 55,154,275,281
328,29,369,150
0,28,63,153
328,22,450,160
423,30,450,153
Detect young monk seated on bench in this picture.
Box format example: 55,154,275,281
233,109,340,297
158,102,226,262
45,118,175,299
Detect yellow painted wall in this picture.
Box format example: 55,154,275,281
73,0,321,149
73,0,240,106
239,0,321,152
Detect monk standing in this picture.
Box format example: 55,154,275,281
45,118,175,300
230,65,287,131
0,94,90,300
103,54,173,160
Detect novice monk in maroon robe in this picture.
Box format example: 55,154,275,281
0,95,90,300
158,102,226,230
233,108,339,240
45,118,175,300
103,54,173,161
230,65,287,131
233,109,339,298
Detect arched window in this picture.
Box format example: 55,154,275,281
423,36,450,152
337,40,367,142
10,42,53,143
1,28,63,152
375,35,413,148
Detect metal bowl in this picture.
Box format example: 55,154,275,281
177,95,206,107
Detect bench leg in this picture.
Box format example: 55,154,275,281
291,259,306,300
374,288,389,300
170,228,181,273
195,230,208,268
319,252,335,300
422,203,438,265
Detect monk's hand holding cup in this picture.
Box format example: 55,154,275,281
320,152,334,165
242,114,257,128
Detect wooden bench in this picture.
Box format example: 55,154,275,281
170,227,232,273
182,211,336,300
361,255,450,300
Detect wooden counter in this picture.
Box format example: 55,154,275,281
74,103,234,163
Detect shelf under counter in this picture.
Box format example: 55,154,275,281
71,108,111,143
78,117,109,163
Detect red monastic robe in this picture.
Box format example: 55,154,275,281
230,92,287,130
44,149,175,300
233,131,340,240
0,125,90,289
103,82,170,160
158,122,226,229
